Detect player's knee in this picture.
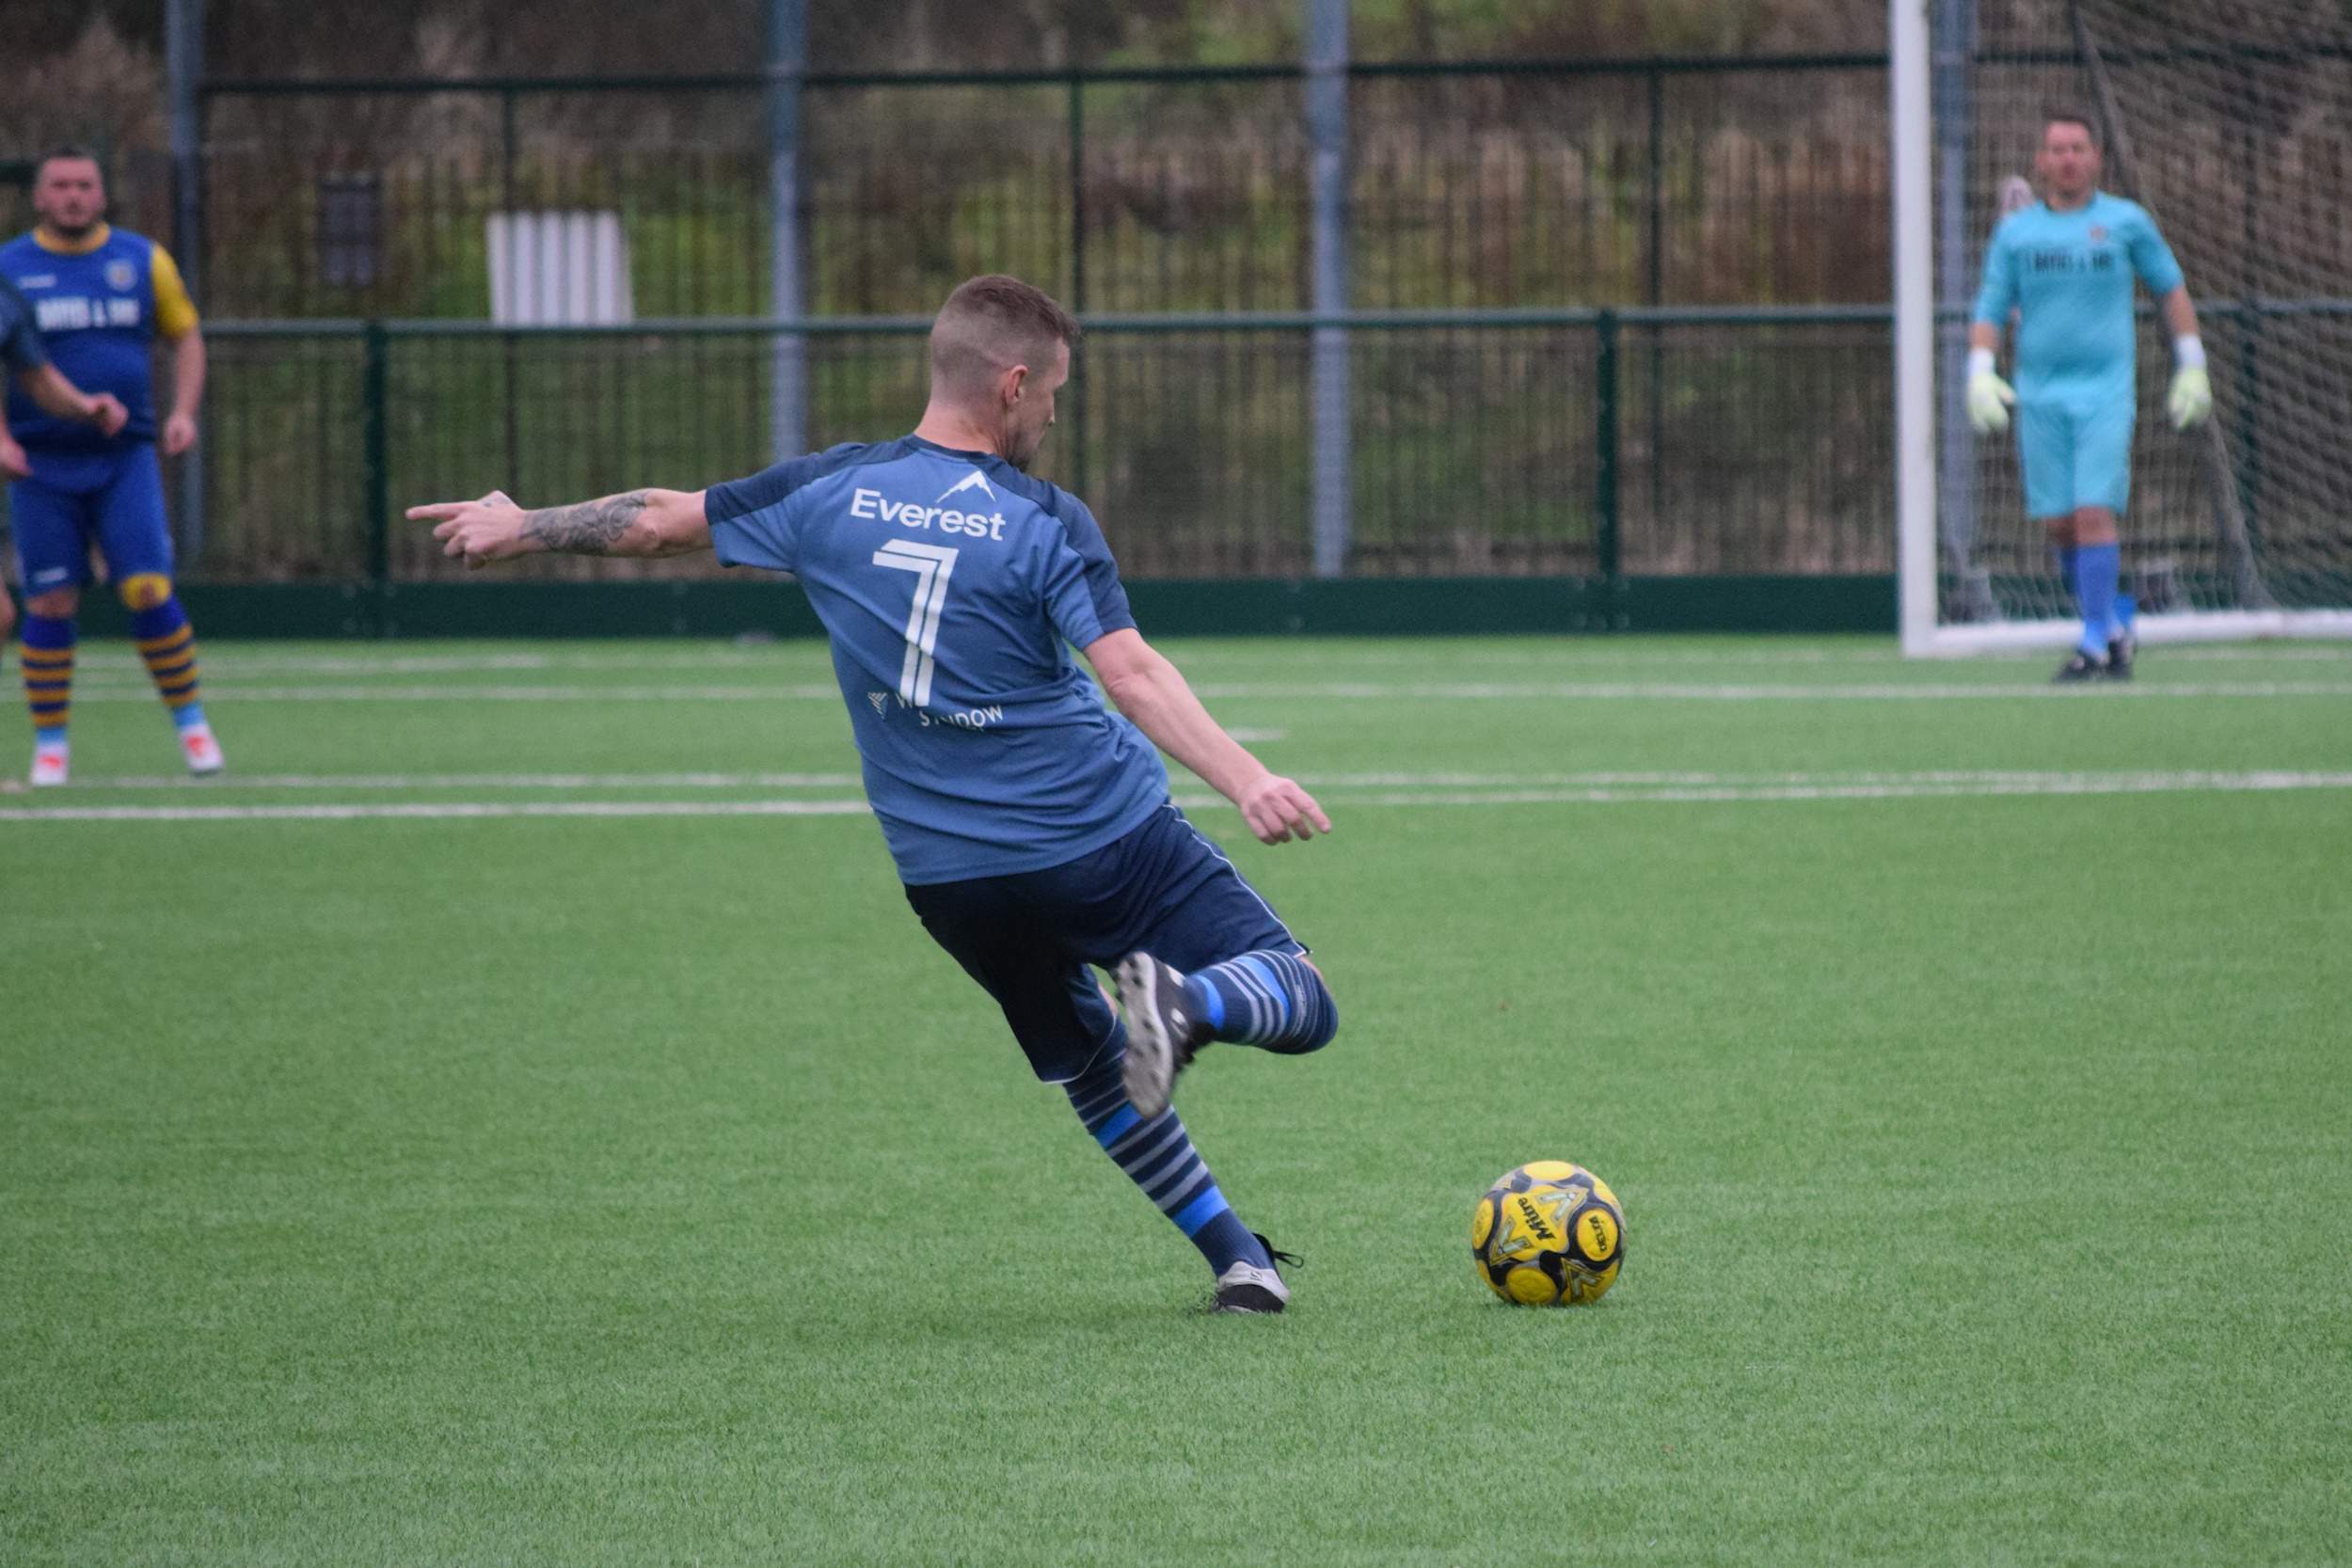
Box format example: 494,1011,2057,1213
2042,516,2075,548
1261,960,1339,1055
118,573,174,611
25,586,79,620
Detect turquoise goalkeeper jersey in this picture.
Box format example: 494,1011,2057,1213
1972,191,2185,401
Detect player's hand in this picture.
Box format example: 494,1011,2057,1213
0,435,27,481
2169,364,2212,430
411,491,537,568
163,411,198,455
88,394,129,438
1966,369,2015,435
1234,773,1330,846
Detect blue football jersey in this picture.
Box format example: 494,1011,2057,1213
0,224,199,451
707,436,1170,884
1972,192,2185,400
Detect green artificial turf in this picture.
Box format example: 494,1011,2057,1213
3,636,2347,1564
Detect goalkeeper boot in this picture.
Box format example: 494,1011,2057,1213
1116,950,1210,1120
1212,1234,1300,1314
2106,632,2136,682
2052,650,2106,684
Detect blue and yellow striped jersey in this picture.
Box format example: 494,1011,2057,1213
0,222,199,451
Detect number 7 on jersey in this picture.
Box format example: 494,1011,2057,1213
873,540,959,708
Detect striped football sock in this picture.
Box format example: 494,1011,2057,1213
21,613,74,741
131,597,207,731
1065,1049,1270,1276
1186,951,1339,1055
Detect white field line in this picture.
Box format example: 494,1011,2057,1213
41,680,2352,704
8,770,2349,822
0,800,874,822
45,643,2352,679
1189,681,2352,701
52,767,2345,793
73,771,862,790
58,684,845,703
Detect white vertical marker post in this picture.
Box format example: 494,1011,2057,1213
1892,0,1939,656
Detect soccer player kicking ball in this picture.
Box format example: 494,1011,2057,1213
412,275,1338,1313
1967,112,2211,682
2,148,223,782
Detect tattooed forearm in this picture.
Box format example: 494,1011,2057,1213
520,490,648,555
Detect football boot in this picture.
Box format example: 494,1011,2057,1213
2051,650,2106,684
1212,1235,1301,1314
180,721,226,776
2105,633,2135,682
1116,950,1209,1119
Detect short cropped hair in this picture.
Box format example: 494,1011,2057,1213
35,144,105,181
930,275,1080,395
2042,112,2101,148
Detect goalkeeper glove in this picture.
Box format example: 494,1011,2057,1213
2169,337,2211,429
1966,349,2014,435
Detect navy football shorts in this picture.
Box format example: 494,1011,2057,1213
904,801,1306,1084
9,444,172,595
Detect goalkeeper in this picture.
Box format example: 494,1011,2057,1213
1968,112,2210,681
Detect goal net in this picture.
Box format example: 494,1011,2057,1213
1902,0,2352,650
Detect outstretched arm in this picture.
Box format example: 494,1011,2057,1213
408,488,712,567
1083,626,1330,846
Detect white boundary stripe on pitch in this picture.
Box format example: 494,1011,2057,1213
0,800,874,822
44,680,2352,703
51,767,2352,792
48,644,2352,679
8,770,2350,821
73,771,864,789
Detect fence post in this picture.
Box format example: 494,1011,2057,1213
1595,308,1621,592
769,0,807,462
167,0,205,565
362,321,389,619
1308,0,1351,578
1068,73,1089,501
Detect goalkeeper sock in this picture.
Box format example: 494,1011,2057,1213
2074,543,2122,657
1064,1048,1270,1275
1186,951,1338,1055
2055,545,2080,609
21,613,74,740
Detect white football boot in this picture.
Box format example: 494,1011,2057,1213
179,721,225,776
30,737,68,787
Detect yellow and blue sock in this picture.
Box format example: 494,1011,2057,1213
20,613,74,743
1065,1049,1271,1275
124,580,207,732
1184,951,1339,1055
2074,543,2122,656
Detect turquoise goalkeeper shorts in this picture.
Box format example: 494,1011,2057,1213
2016,390,2136,519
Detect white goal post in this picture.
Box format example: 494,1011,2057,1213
1891,0,2352,656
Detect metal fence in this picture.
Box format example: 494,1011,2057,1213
6,54,1904,584
187,308,1893,586
167,55,1893,321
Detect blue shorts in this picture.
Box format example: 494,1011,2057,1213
2016,390,2135,519
903,801,1305,1084
8,445,172,595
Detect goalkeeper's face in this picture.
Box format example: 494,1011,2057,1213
2036,122,2101,206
